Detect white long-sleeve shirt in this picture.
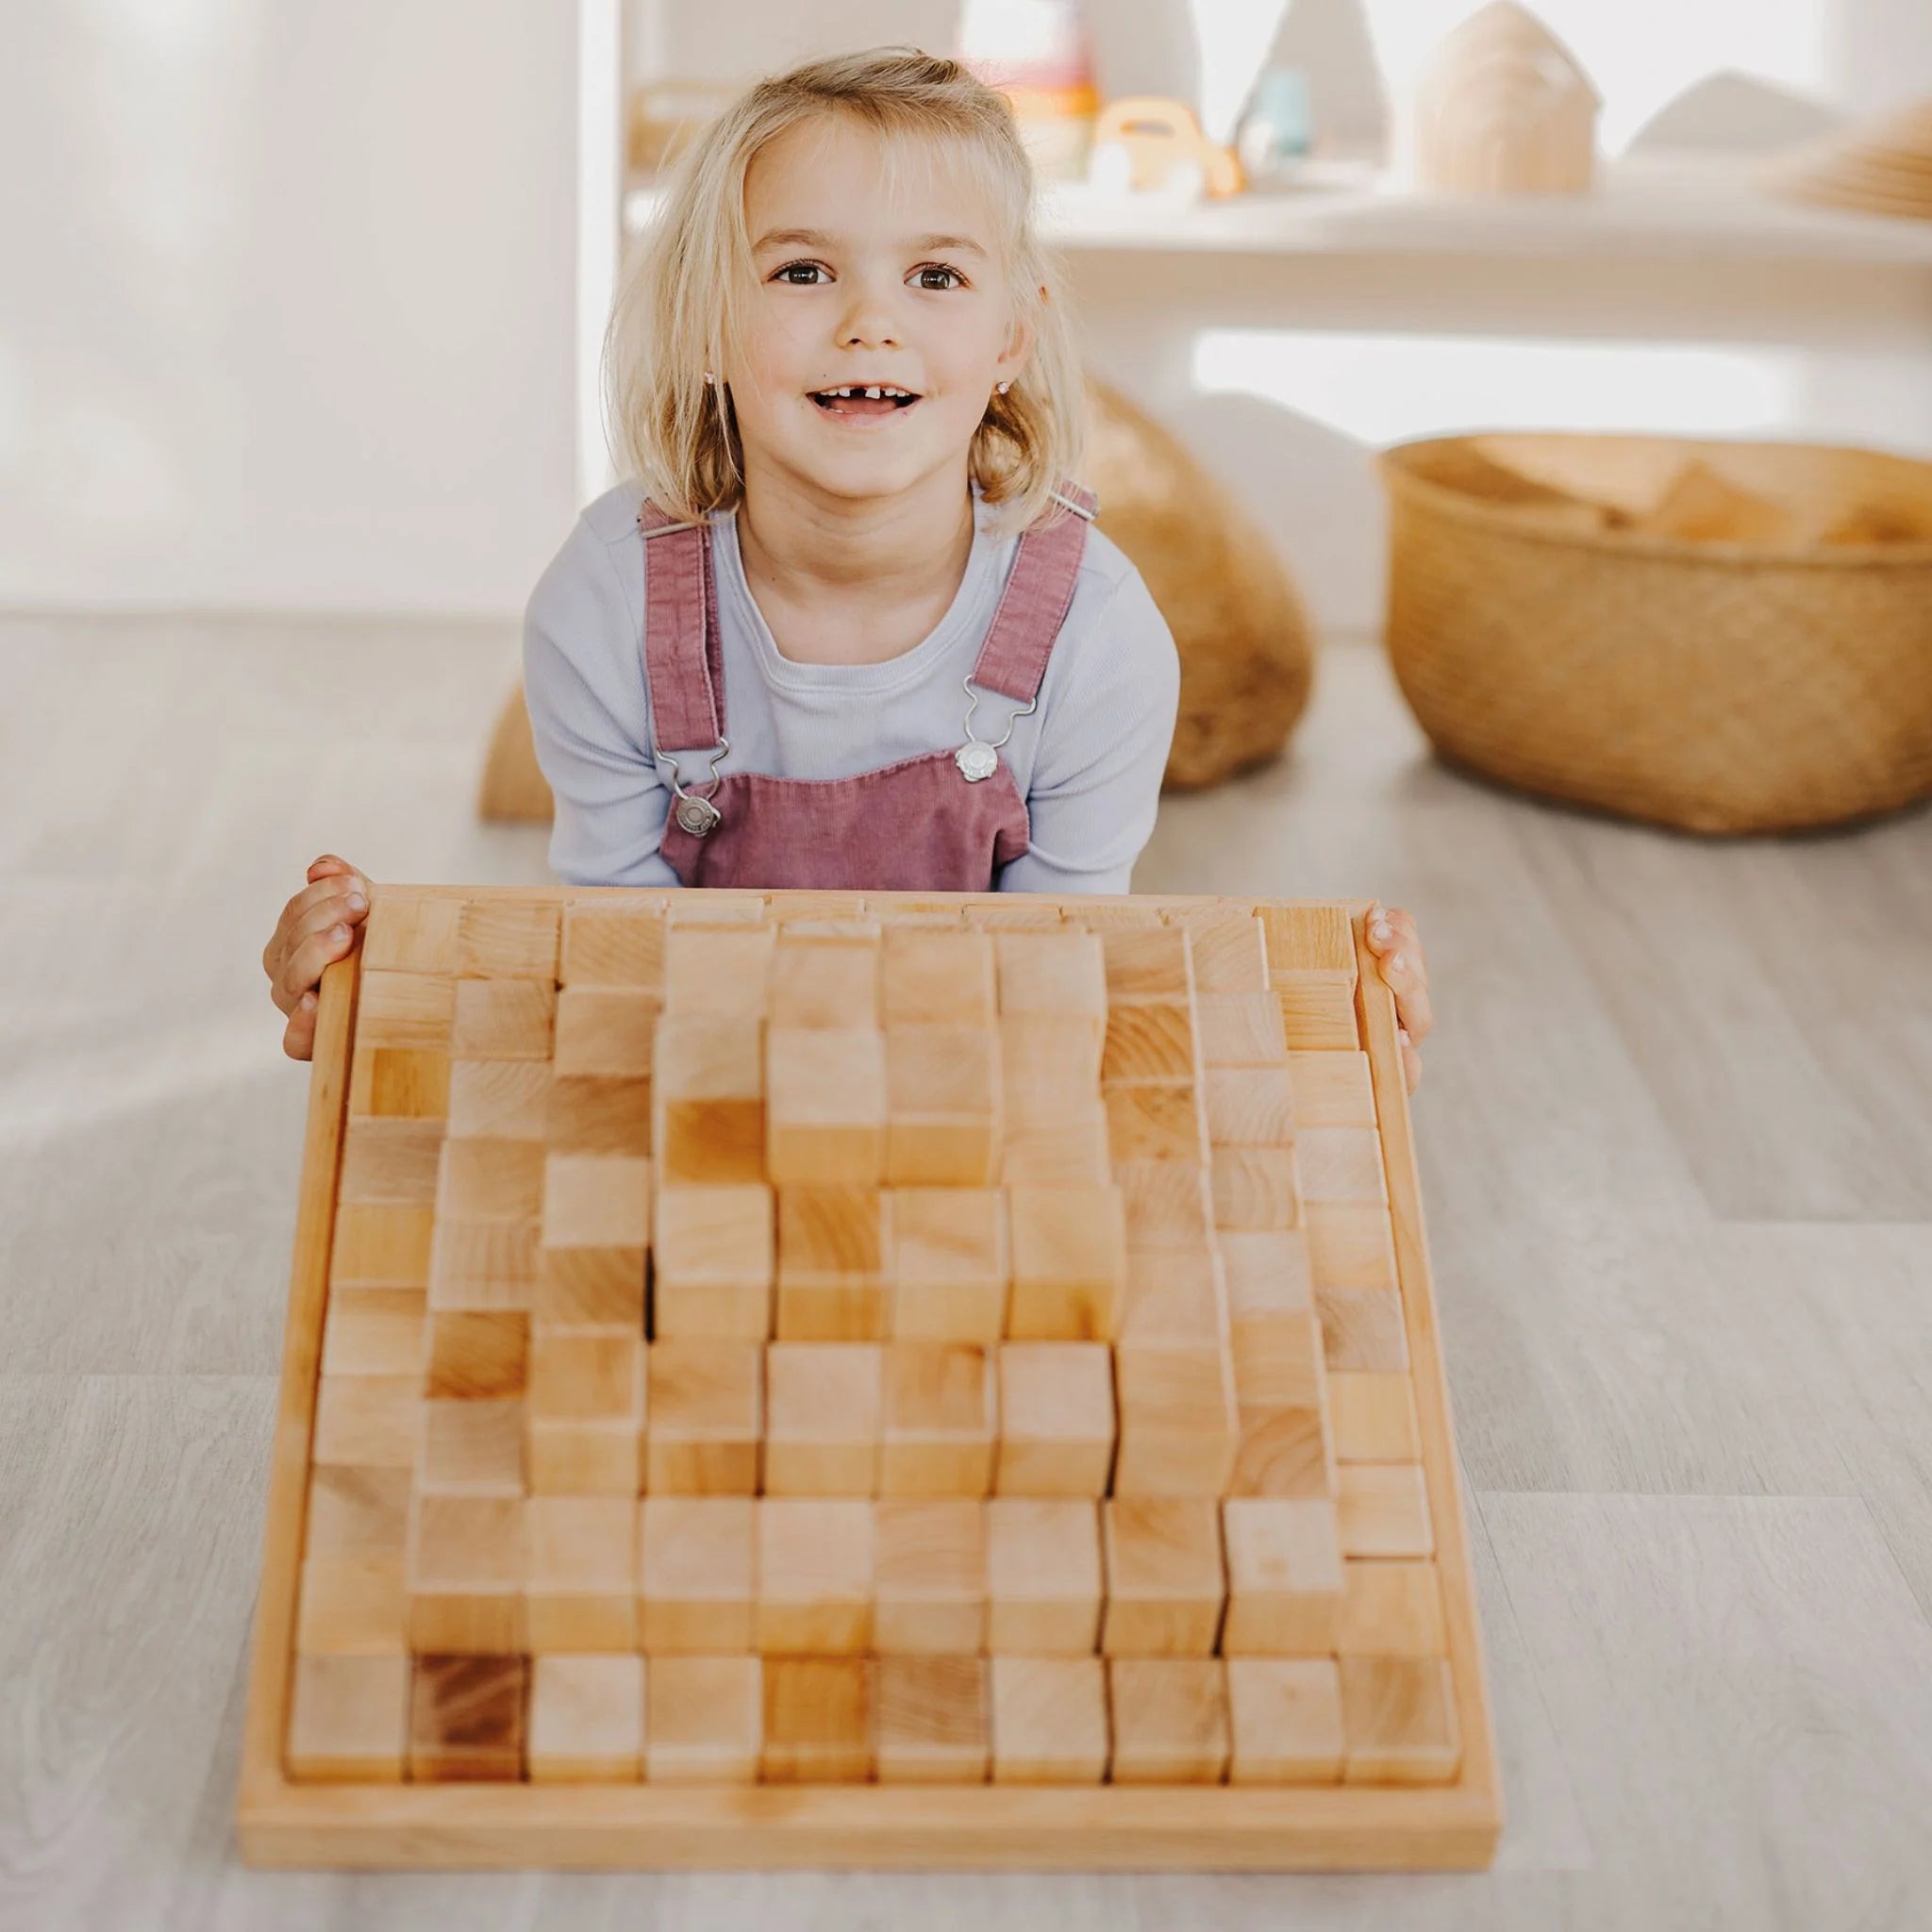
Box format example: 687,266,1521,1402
522,477,1181,892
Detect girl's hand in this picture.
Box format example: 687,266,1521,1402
264,854,372,1061
1364,900,1432,1095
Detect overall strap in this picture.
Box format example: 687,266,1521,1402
638,498,727,755
967,479,1099,705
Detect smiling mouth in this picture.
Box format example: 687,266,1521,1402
809,385,923,419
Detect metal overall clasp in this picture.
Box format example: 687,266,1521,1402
955,676,1037,783
653,738,730,837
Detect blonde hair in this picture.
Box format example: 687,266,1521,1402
603,45,1088,538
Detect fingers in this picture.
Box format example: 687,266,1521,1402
1365,902,1434,1045
268,873,371,1005
275,918,361,1014
283,990,319,1062
1400,1028,1422,1095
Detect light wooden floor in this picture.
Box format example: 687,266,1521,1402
3,607,1929,1930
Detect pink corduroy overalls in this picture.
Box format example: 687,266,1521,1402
635,478,1099,893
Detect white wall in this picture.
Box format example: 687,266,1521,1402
0,0,578,617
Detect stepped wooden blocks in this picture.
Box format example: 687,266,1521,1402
241,888,1499,1870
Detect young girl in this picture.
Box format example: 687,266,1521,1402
264,47,1433,1082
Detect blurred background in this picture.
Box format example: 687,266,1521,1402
5,10,1932,1924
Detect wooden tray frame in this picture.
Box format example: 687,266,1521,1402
235,891,1501,1870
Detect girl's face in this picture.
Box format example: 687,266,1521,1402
722,115,1033,507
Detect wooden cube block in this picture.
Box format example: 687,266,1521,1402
1225,1657,1345,1783
305,1463,412,1556
1221,1497,1344,1653
993,1342,1115,1495
1099,926,1192,1005
645,1654,761,1782
457,897,559,980
1100,1002,1196,1085
329,1201,436,1290
355,970,455,1051
1337,1463,1434,1558
416,1397,524,1497
451,977,556,1060
644,1341,762,1493
525,1496,638,1651
1338,1559,1448,1656
349,1044,450,1122
653,1016,765,1186
1194,992,1288,1068
663,924,775,1018
1210,1148,1301,1232
1006,1187,1126,1341
1204,1066,1296,1148
756,1498,875,1654
881,928,996,1027
425,1216,540,1314
1328,1371,1422,1464
1297,1128,1390,1205
879,1342,996,1495
1220,1229,1314,1329
1306,1202,1400,1292
652,1185,774,1340
999,1109,1110,1188
312,1375,421,1469
1282,974,1359,1051
1113,1160,1212,1251
1111,1344,1239,1496
1099,1498,1224,1656
994,931,1107,1029
1257,903,1357,988
560,903,666,990
1287,1050,1377,1127
553,988,657,1079
989,1656,1108,1783
362,894,461,975
766,1028,887,1184
874,1499,987,1653
527,1654,643,1780
444,1060,549,1141
769,934,879,1029
1118,1249,1227,1354
541,1152,651,1249
322,1286,427,1378
668,891,766,928
985,1498,1104,1653
408,1653,525,1781
889,1188,1007,1341
525,1330,644,1495
761,1657,874,1783
885,1027,1000,1184
999,1016,1103,1124
339,1117,444,1208
534,1241,646,1334
637,1496,756,1652
1107,1658,1229,1782
762,1342,882,1494
435,1137,546,1222
424,1310,528,1400
405,1493,525,1654
1339,1656,1460,1784
1104,1083,1208,1164
295,1551,406,1656
1174,910,1268,993
774,1185,889,1341
287,1652,408,1781
1316,1287,1410,1373
875,1656,989,1782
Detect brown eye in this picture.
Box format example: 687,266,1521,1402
915,265,964,291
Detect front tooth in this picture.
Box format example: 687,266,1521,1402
864,387,883,399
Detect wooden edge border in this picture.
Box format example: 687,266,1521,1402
1350,908,1504,1853
236,953,360,1840
235,894,1502,1871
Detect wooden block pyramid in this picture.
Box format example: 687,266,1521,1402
238,887,1500,1869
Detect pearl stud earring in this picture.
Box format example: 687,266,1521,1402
703,371,715,385
997,381,1011,394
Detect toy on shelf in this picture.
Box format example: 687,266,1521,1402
1758,95,1932,224
957,0,1101,182
1410,0,1599,196
237,884,1498,1870
1087,97,1245,201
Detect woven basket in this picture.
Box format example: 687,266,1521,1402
1376,432,1932,833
